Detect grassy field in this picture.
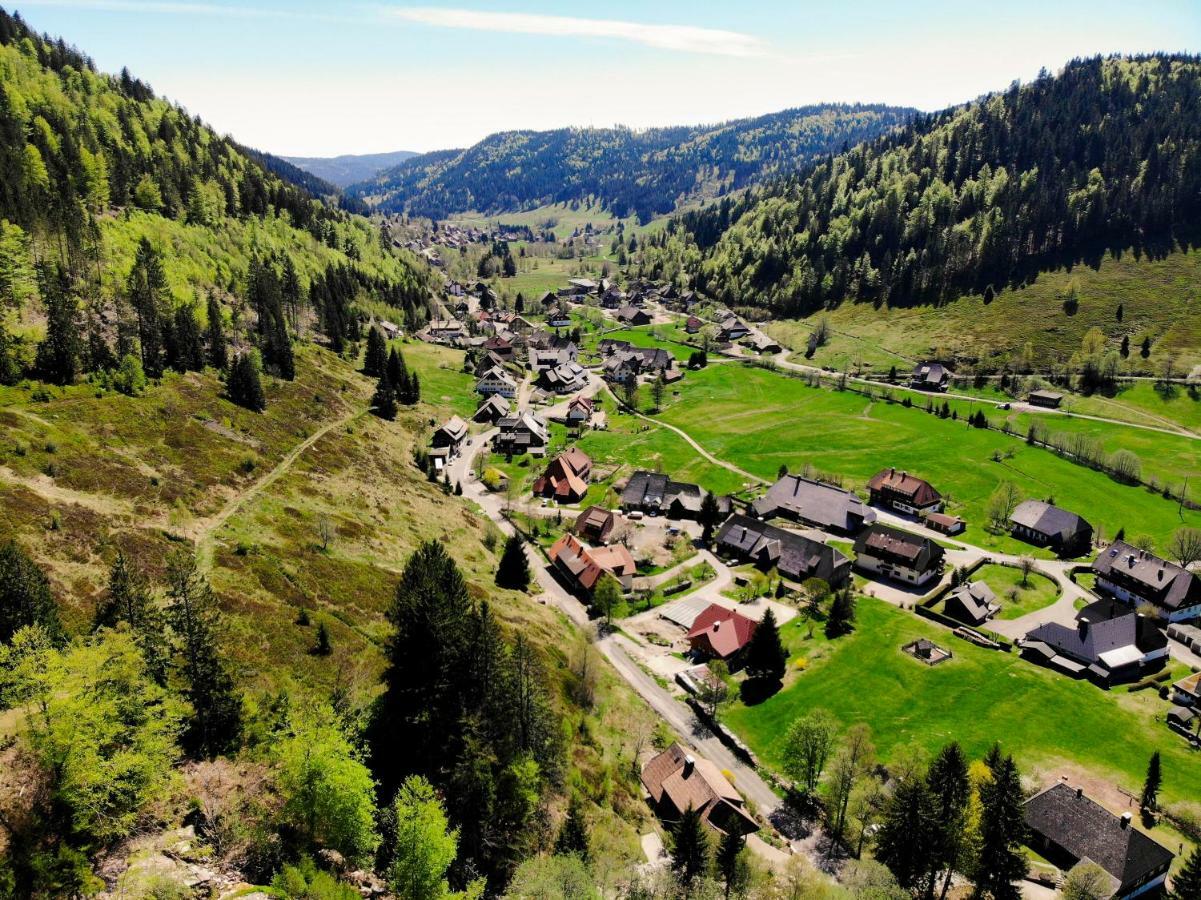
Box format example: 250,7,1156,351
766,247,1201,374
397,339,478,420
653,363,1201,556
722,599,1201,807
965,563,1060,620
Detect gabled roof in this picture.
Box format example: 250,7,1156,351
1091,541,1201,612
575,505,615,537
854,524,943,568
686,604,757,659
473,394,511,422
641,744,758,836
1024,606,1165,669
549,533,634,590
1024,783,1174,891
754,475,877,533
867,468,942,506
435,416,468,443
946,581,998,623
1010,500,1092,543
714,513,849,584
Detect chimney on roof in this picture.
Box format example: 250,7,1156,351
1078,620,1090,639
1076,787,1083,798
683,755,695,777
1158,569,1164,581
1120,811,1132,829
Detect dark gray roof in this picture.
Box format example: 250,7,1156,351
945,581,997,624
1025,607,1165,668
1025,783,1174,890
1092,541,1201,612
1010,500,1092,543
753,475,876,533
714,513,849,584
621,470,705,513
853,524,944,571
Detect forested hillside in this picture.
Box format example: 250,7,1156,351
653,54,1201,317
348,104,915,221
0,5,433,387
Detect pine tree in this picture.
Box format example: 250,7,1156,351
496,534,531,590
387,346,406,388
173,303,206,372
371,372,397,420
1120,334,1130,358
364,325,387,377
876,777,939,892
826,585,856,638
975,750,1027,900
126,237,167,377
699,491,721,543
34,263,81,385
407,370,421,405
1141,751,1162,812
926,742,971,900
314,620,331,656
554,794,591,861
715,829,746,899
1171,847,1201,900
0,540,64,645
227,353,266,412
164,551,243,756
205,294,227,369
745,607,786,683
94,551,169,682
671,805,709,886
1141,337,1152,359
249,260,294,380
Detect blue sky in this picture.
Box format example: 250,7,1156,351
13,0,1201,156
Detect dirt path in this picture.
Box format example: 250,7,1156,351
0,465,135,517
193,407,366,569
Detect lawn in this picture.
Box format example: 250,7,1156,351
967,563,1060,621
655,364,1201,557
721,599,1201,807
396,340,478,419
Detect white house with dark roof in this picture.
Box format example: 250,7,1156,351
1009,500,1093,557
475,366,519,399
1091,540,1201,622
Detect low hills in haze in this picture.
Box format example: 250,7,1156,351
283,149,419,187
346,104,916,221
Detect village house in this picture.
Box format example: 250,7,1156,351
853,524,945,586
685,315,703,334
1172,670,1201,708
1028,389,1064,408
687,604,758,665
537,290,557,308
568,277,598,294
548,532,637,594
565,394,594,428
1023,783,1174,899
547,308,572,328
616,304,652,326
574,505,617,544
473,350,509,377
717,316,749,342
714,513,850,586
741,332,782,355
425,319,466,345
1009,500,1094,557
752,474,877,535
537,361,587,395
473,394,511,425
482,335,515,361
867,468,943,515
491,411,548,457
532,447,592,503
1020,599,1168,686
910,361,954,391
621,470,707,519
428,416,468,470
475,366,519,399
641,745,759,837
944,581,1001,626
376,320,401,340
1090,540,1201,622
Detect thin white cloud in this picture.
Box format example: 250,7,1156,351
387,7,768,58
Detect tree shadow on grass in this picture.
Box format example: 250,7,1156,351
738,677,782,706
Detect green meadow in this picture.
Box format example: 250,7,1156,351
722,599,1201,807
653,363,1200,556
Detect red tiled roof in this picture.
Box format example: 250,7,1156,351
868,468,941,506
686,604,757,659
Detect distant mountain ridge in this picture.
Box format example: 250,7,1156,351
659,54,1201,317
346,105,916,222
283,150,419,187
